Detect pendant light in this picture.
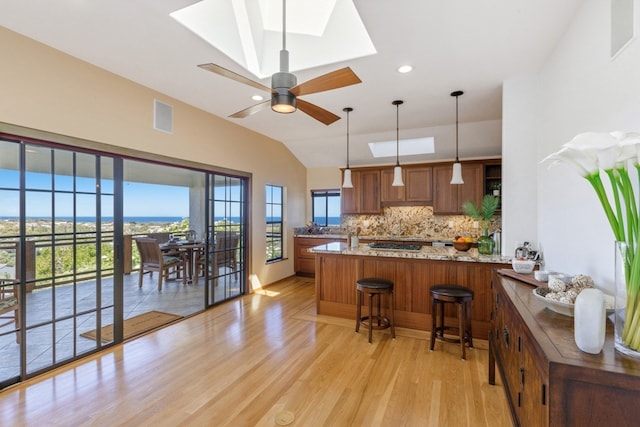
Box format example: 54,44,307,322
342,107,354,188
392,100,404,187
450,90,464,184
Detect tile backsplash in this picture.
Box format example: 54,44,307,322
341,206,501,240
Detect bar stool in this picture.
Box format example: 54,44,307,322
429,284,474,359
355,278,396,343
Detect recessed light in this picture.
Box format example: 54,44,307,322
251,94,264,101
398,65,413,74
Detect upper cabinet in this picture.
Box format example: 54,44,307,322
405,166,433,202
341,169,381,214
484,163,502,211
341,160,497,215
380,165,433,205
433,163,483,214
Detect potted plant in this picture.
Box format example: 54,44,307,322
462,195,500,255
490,182,501,196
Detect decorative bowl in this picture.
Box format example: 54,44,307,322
452,241,472,251
532,288,615,317
512,258,536,274
534,270,549,281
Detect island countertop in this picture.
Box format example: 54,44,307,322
312,241,514,337
294,233,466,245
308,241,512,265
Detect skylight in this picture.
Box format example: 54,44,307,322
368,138,436,158
171,0,376,79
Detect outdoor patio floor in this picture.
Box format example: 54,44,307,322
0,269,240,382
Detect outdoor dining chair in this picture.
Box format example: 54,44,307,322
135,237,186,291
0,279,19,343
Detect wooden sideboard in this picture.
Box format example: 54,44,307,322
489,269,640,426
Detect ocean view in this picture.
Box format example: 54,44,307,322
0,216,243,223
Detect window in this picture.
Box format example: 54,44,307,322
311,189,341,226
266,184,283,262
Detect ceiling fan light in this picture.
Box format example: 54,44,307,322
392,165,404,186
271,93,297,113
342,168,353,188
450,162,464,184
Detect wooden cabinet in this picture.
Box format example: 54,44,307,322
381,166,433,205
294,237,344,276
342,160,496,214
405,166,433,202
315,251,500,336
380,168,405,203
341,169,381,214
484,162,502,211
433,163,483,214
490,270,640,426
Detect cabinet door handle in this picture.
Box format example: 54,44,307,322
502,326,509,348
520,367,525,386
542,384,547,405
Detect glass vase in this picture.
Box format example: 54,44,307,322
614,241,640,359
477,230,494,255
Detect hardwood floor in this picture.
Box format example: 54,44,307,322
0,276,512,426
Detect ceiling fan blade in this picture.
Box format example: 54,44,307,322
198,63,274,93
296,99,341,125
289,67,362,97
229,100,271,119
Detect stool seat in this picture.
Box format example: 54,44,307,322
430,284,474,299
355,278,395,343
430,284,474,359
357,277,394,290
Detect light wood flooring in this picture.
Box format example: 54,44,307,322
0,276,512,426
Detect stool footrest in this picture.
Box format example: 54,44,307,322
433,326,472,344
359,315,391,330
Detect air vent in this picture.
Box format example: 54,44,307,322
154,99,173,134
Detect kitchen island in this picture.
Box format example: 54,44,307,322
309,242,512,339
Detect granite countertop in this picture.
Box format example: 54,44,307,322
294,233,457,244
308,241,512,264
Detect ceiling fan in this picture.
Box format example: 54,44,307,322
198,0,362,125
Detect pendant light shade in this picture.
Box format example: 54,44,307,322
451,162,463,184
342,107,354,188
392,100,404,187
342,168,353,188
450,90,464,185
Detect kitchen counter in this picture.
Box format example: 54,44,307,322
309,241,512,264
313,242,512,337
294,233,462,245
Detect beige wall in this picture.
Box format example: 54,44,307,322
0,26,307,288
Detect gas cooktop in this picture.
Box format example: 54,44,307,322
368,243,422,251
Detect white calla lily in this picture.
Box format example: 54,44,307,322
547,130,640,353
541,146,598,177
618,132,640,166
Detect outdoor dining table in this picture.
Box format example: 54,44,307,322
160,240,204,283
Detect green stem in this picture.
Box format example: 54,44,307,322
606,169,625,240
586,173,624,241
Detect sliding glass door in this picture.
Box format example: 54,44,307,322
0,134,250,389
0,137,120,387
207,174,247,305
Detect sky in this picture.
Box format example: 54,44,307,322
0,170,189,217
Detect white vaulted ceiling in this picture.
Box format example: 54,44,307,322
0,0,583,168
